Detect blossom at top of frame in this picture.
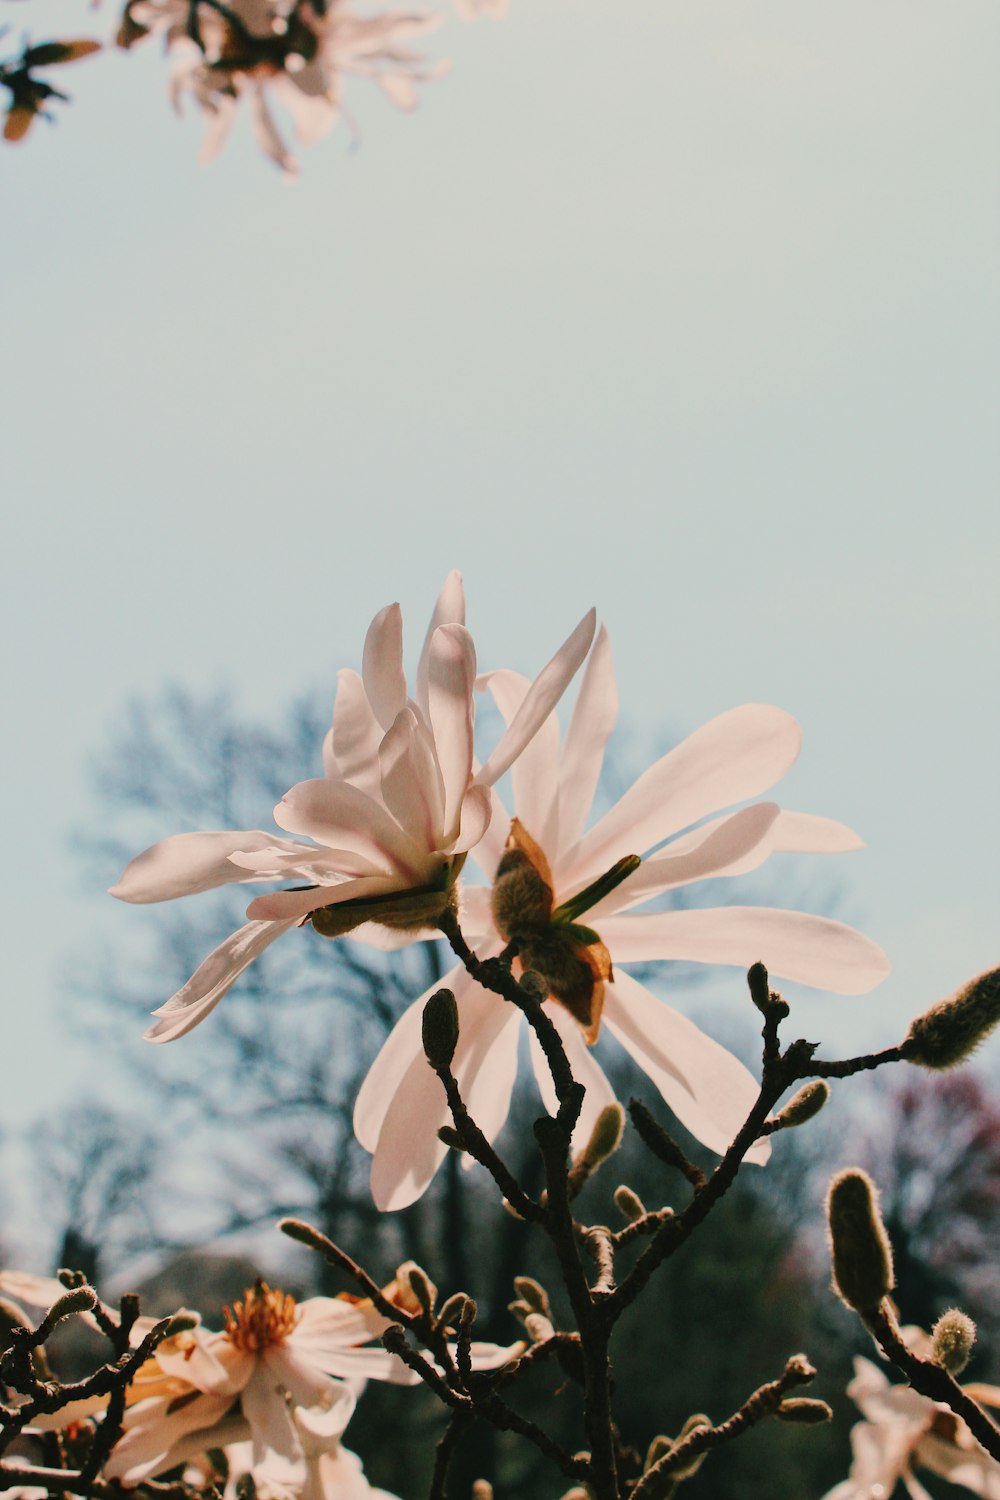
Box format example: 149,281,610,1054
355,624,891,1210
110,572,595,1043
120,0,448,175
823,1345,1000,1500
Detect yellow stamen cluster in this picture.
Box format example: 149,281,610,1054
223,1282,298,1353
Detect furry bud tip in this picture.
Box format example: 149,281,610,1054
904,967,1000,1070
48,1286,97,1322
614,1185,647,1222
826,1169,894,1316
774,1080,830,1129
931,1309,976,1374
776,1398,832,1424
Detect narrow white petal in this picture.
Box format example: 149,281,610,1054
566,704,801,889
144,920,296,1043
600,907,891,994
481,668,561,853
274,779,428,881
557,624,618,853
427,623,477,842
475,609,596,789
602,972,769,1163
362,603,407,731
331,669,383,796
110,830,284,904
415,570,466,714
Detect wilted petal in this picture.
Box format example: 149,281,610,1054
556,623,618,856
362,603,407,731
110,831,285,904
565,704,801,889
602,971,770,1164
144,920,297,1043
599,907,891,994
475,609,597,789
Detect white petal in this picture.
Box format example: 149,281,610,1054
415,570,466,714
456,884,494,938
467,789,511,882
663,807,865,879
557,624,617,853
452,783,493,855
475,609,596,789
481,668,560,853
331,670,384,796
368,957,517,1210
565,704,801,889
379,709,441,849
248,82,297,176
274,779,427,881
110,831,285,904
426,623,477,842
600,907,891,994
602,972,770,1164
353,968,460,1153
144,920,297,1043
587,803,781,917
362,603,407,732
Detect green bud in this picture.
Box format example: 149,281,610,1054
421,988,459,1070
826,1169,894,1316
437,1125,465,1151
162,1312,199,1338
776,1398,832,1424
513,1277,550,1317
278,1217,330,1254
774,1081,830,1129
931,1309,976,1375
747,962,771,1011
905,967,1000,1070
614,1185,647,1222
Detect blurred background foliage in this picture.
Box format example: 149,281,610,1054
13,686,1000,1499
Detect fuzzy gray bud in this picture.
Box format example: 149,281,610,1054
523,1312,555,1343
776,1398,832,1424
826,1169,894,1315
931,1309,977,1374
774,1081,830,1129
422,988,459,1070
905,967,1000,1070
584,1104,625,1166
513,1277,550,1317
278,1217,331,1255
401,1262,437,1317
47,1286,97,1323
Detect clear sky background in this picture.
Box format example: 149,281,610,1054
2,0,998,1144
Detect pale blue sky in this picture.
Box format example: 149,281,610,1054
2,0,998,1134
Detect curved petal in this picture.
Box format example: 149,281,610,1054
246,873,404,923
602,971,770,1164
427,623,477,843
919,1434,1000,1498
144,920,297,1043
453,783,493,855
274,779,427,881
379,709,441,849
466,789,511,882
587,803,781,918
353,960,466,1152
105,1391,238,1483
415,570,466,714
362,603,407,731
368,955,517,1210
110,831,286,904
458,1005,521,1170
527,1003,617,1152
565,704,801,889
663,808,866,879
600,907,891,995
557,624,617,853
481,669,561,854
475,609,596,789
330,670,383,797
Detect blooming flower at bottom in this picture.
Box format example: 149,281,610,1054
824,1352,1000,1500
355,626,891,1210
110,573,595,1043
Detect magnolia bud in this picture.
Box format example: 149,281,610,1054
584,1104,625,1166
422,989,459,1070
401,1262,437,1317
513,1277,550,1317
904,967,1000,1070
47,1286,97,1323
826,1169,894,1315
471,1484,493,1500
776,1398,832,1424
614,1185,647,1222
774,1081,830,1129
161,1312,199,1339
932,1309,976,1375
278,1218,330,1254
523,1312,555,1343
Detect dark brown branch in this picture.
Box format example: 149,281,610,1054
628,1100,706,1191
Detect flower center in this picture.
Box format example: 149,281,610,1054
223,1282,298,1353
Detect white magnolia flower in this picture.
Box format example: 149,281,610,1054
825,1354,1000,1500
125,0,446,175
355,625,891,1210
111,573,595,1043
224,1405,401,1500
